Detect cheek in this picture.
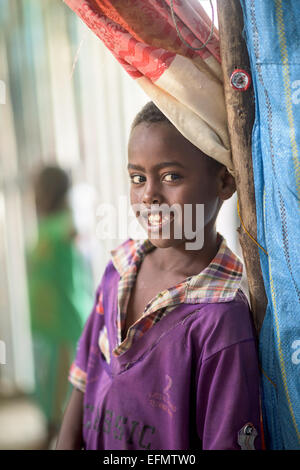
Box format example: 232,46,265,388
182,182,219,223
168,184,191,203
130,187,140,205
190,176,218,202
130,187,144,217
176,185,206,206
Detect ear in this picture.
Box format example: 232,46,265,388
218,167,236,201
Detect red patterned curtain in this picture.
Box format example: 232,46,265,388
64,0,232,172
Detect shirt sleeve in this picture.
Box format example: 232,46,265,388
68,286,104,393
196,339,262,450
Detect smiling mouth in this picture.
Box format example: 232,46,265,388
148,213,169,225
145,212,175,230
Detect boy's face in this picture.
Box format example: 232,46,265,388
128,122,235,249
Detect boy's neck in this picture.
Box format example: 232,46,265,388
147,226,221,278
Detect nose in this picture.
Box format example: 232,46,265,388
142,179,162,206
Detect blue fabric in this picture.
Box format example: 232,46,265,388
240,0,300,450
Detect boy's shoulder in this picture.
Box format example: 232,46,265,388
185,290,257,362
183,235,245,305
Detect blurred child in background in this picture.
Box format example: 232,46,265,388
26,165,93,448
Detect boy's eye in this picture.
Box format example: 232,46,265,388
130,174,146,184
163,173,181,182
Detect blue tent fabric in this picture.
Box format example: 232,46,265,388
240,0,300,450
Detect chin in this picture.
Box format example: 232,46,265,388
148,235,184,249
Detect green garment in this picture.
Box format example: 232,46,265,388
26,210,93,427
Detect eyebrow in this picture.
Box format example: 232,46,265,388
127,161,185,171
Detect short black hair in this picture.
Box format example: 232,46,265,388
131,101,170,130
131,101,225,174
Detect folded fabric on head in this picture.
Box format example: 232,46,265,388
64,0,233,174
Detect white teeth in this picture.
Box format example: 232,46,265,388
148,215,160,225
148,214,170,225
149,214,160,223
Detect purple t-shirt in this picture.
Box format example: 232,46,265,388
70,261,262,450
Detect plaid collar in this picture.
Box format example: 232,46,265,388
108,234,244,357
111,234,243,305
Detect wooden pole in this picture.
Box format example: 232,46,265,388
216,0,267,333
